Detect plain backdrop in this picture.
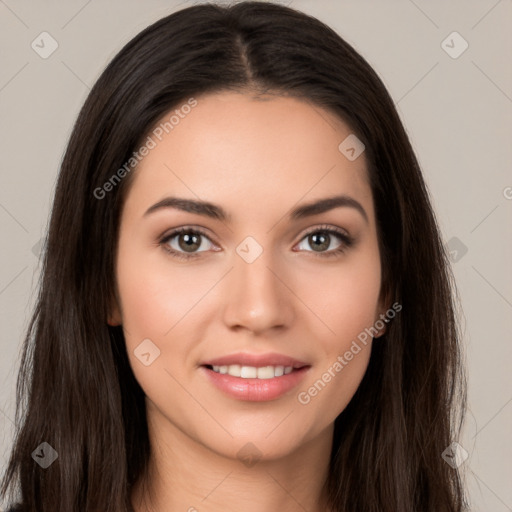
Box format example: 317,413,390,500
0,1,511,510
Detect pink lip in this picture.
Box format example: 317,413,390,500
200,366,310,402
201,352,309,369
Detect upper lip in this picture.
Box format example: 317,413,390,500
201,352,310,369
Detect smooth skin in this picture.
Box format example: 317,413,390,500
108,91,389,512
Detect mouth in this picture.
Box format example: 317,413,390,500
199,353,311,401
203,363,308,379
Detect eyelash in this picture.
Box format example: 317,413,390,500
159,224,354,261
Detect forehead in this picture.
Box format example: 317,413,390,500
122,91,373,225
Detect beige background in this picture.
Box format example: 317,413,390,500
0,0,511,510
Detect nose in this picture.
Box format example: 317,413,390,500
222,247,295,336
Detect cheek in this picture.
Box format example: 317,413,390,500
301,250,382,352
115,242,211,342
294,249,381,415
114,244,213,399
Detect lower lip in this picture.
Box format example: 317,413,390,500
201,366,310,402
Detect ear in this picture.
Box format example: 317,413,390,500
374,319,387,339
374,287,393,339
107,293,122,326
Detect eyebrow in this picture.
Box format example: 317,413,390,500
143,194,368,224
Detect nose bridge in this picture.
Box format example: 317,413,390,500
222,239,293,333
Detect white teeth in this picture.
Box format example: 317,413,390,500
257,366,274,379
210,364,295,378
227,364,241,377
240,366,257,378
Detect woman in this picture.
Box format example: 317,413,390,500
1,2,467,511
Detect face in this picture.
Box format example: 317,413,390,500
109,90,387,460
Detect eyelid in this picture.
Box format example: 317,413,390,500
298,223,351,240
159,226,218,252
293,224,354,257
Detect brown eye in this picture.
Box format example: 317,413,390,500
307,232,331,252
177,232,202,252
295,226,354,258
160,227,216,260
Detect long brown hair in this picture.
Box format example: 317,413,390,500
1,2,467,511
